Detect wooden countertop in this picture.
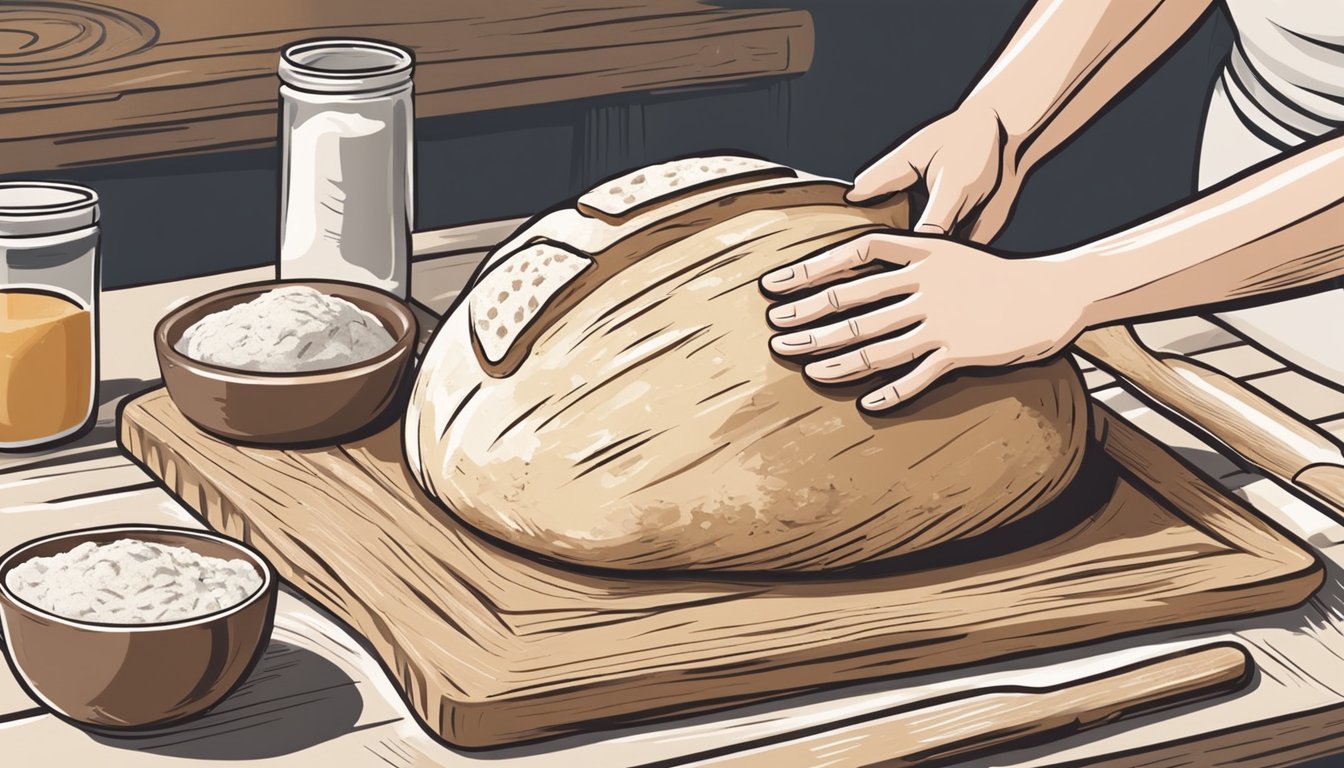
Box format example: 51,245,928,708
4,223,1344,766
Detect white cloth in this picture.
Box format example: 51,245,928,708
1219,1,1344,146
1198,2,1344,383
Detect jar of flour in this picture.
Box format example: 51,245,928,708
278,40,414,298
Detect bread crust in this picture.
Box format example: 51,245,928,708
406,162,1088,572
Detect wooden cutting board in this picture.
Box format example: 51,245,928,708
119,388,1323,748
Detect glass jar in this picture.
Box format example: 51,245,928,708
0,182,99,451
278,39,415,298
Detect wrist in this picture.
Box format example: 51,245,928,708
956,92,1027,166
1040,246,1117,331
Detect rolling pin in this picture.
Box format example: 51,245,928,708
676,643,1251,768
1073,324,1344,519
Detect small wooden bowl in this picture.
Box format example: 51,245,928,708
0,525,278,731
154,279,417,445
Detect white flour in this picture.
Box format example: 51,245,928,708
5,539,262,624
177,285,394,372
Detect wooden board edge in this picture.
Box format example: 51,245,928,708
426,573,1318,747
1090,399,1325,584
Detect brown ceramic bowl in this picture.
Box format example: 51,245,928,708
0,525,278,731
154,279,417,445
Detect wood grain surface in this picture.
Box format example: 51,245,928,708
0,1,813,172
119,386,1322,748
682,643,1252,768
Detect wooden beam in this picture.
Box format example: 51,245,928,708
0,2,813,172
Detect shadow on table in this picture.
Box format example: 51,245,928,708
79,378,156,454
0,378,152,471
87,640,368,760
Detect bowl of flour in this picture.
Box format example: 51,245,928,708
0,524,278,730
154,280,418,445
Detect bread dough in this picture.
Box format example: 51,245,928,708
406,159,1088,572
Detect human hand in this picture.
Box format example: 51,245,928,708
849,107,1021,243
760,234,1087,411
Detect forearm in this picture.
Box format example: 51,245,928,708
962,0,1212,172
1064,133,1344,326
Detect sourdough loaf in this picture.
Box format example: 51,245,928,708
406,156,1088,572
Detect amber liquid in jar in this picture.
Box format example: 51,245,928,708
0,288,93,444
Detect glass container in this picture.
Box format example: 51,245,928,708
0,182,99,450
278,39,415,298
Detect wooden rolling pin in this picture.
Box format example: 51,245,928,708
678,643,1251,768
1074,325,1344,518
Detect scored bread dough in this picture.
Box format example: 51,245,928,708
469,243,591,364
578,155,792,218
406,157,1089,573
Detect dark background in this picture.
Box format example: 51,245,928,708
4,0,1236,289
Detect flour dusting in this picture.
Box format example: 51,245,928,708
177,286,394,372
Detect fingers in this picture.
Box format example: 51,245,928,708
848,154,921,202
761,236,919,296
759,239,876,295
859,351,955,411
771,299,922,356
802,334,938,385
767,270,920,329
912,175,964,235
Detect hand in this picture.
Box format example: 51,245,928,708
849,107,1021,243
760,234,1087,411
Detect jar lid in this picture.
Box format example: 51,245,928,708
0,182,99,237
279,39,413,94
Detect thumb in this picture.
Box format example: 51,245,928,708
912,176,962,235
848,152,921,203
965,196,1011,244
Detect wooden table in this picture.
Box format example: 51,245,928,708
5,221,1344,766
